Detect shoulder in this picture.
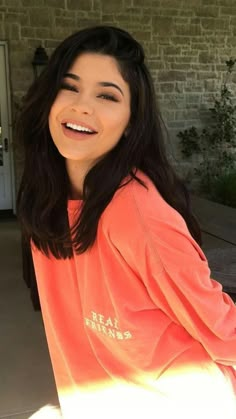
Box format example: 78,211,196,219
101,170,206,268
101,170,188,239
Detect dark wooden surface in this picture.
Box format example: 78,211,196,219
191,195,236,300
191,195,236,245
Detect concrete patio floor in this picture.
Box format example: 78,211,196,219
0,217,59,419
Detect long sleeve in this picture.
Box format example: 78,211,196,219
106,174,236,366
31,173,236,418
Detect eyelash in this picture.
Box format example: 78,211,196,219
60,82,119,102
98,94,118,102
60,82,78,92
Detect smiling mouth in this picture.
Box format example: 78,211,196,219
62,122,97,135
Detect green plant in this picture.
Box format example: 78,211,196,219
177,59,236,200
210,170,236,208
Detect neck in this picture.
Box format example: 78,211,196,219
66,159,87,200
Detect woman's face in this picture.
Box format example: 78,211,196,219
48,53,131,168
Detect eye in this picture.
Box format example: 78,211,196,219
60,82,78,93
98,93,118,102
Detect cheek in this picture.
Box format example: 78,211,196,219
48,104,59,134
105,110,130,134
48,112,60,146
48,95,65,128
48,113,54,139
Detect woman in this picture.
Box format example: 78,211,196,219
17,26,236,418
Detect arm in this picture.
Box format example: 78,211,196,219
107,178,236,366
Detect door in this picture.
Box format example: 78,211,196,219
0,42,13,210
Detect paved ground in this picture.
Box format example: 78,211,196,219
0,218,59,419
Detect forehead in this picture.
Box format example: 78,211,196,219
68,53,126,83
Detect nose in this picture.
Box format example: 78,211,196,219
71,95,94,115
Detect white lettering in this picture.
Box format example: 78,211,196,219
84,312,133,340
101,325,107,335
124,331,132,339
98,314,105,324
108,329,116,339
90,321,97,330
113,318,119,329
91,311,98,322
105,317,113,327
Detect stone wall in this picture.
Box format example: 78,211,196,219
1,0,236,193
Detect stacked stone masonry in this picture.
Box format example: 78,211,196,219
1,0,236,191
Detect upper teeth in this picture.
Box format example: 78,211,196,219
66,122,94,133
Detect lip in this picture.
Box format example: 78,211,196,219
61,118,98,133
61,123,97,142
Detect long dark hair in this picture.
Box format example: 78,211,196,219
17,25,202,259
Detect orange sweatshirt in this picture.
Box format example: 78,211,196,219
31,171,236,419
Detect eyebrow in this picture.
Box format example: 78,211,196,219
64,73,124,96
